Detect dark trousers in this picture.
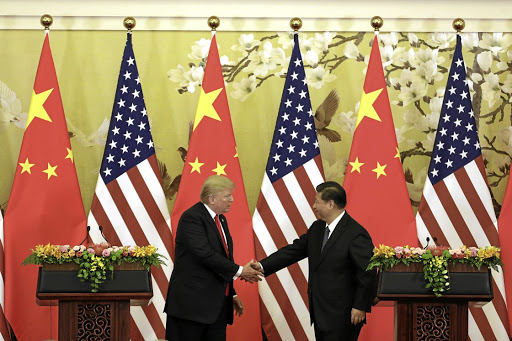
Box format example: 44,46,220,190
165,298,229,341
314,322,363,341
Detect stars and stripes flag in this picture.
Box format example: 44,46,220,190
170,32,262,341
252,32,324,341
4,31,86,340
87,32,173,340
416,34,510,340
0,211,11,340
343,34,418,341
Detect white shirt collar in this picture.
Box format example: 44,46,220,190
326,210,345,234
203,203,216,220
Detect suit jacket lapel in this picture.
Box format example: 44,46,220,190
313,213,350,268
199,203,229,257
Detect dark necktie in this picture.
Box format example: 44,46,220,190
321,225,330,252
215,215,229,256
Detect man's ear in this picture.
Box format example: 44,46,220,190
328,200,335,209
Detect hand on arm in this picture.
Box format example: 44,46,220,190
233,296,244,317
240,259,263,283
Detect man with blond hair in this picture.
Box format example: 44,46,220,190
165,175,262,341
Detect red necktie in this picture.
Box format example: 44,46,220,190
215,215,230,296
215,215,229,257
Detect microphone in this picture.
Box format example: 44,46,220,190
79,226,91,245
98,226,109,244
424,236,430,249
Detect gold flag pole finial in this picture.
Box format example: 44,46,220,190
290,17,302,32
371,16,383,31
124,17,136,31
453,18,465,33
40,14,53,30
208,16,220,31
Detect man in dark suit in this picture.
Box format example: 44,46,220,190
164,175,263,341
255,181,376,341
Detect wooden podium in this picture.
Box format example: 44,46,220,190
36,263,153,340
377,263,493,341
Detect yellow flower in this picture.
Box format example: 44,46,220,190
133,246,146,257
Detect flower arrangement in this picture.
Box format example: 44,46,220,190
367,244,502,297
23,243,167,292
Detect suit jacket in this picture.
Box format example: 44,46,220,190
165,202,239,325
260,212,376,332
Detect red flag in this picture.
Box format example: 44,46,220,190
4,32,86,340
498,175,512,334
343,35,418,340
170,33,261,340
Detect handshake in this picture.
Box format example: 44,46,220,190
240,259,264,283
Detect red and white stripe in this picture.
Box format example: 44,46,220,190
88,155,173,340
416,157,510,340
253,156,324,341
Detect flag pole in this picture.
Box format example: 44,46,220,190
290,17,302,31
40,14,52,30
452,17,465,34
123,16,136,31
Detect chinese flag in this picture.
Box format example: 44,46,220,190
342,35,417,340
498,174,512,334
3,32,86,340
170,33,262,341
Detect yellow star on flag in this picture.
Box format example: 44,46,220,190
26,88,54,128
394,147,400,159
19,158,35,174
65,148,74,163
372,162,387,179
234,147,238,158
349,157,364,173
212,162,227,176
189,157,204,174
355,88,383,128
193,87,223,130
43,163,58,179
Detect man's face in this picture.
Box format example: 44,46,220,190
312,191,332,221
208,188,235,214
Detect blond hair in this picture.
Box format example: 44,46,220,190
200,176,235,203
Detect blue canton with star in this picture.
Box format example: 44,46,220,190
100,32,155,184
265,34,320,183
427,35,481,185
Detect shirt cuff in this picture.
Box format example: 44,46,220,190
233,265,243,280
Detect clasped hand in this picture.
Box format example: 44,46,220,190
240,259,263,283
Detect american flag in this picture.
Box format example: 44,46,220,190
252,33,324,341
87,32,173,340
416,34,510,340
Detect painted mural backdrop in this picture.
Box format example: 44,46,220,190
1,30,511,218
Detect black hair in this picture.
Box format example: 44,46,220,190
315,181,346,208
